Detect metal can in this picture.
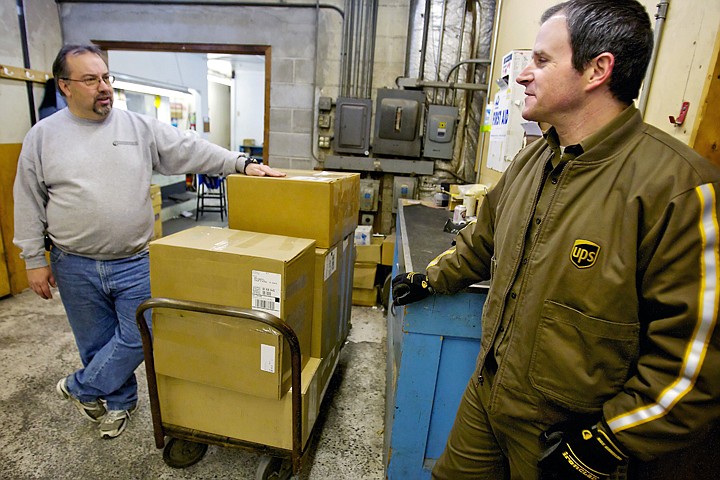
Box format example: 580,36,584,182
453,205,467,224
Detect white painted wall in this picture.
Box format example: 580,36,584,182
478,0,720,187
233,58,265,150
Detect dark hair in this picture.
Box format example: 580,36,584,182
52,44,106,96
541,0,653,105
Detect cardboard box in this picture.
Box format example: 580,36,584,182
355,235,383,264
352,287,377,306
150,184,162,240
317,343,341,403
149,226,315,399
157,357,321,451
353,262,377,289
227,170,360,249
381,234,396,266
354,225,373,246
312,239,350,358
339,234,355,344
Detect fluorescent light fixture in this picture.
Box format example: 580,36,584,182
208,74,232,86
112,77,193,100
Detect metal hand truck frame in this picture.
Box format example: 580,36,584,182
136,297,306,480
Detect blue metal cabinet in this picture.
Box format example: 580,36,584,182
384,203,486,479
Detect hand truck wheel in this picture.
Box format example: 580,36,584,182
255,455,293,480
162,437,208,468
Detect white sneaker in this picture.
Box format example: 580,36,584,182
56,377,106,423
99,405,138,439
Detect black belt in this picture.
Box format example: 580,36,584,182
44,234,54,251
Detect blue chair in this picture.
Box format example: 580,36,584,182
195,174,227,221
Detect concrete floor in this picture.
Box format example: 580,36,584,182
0,211,388,480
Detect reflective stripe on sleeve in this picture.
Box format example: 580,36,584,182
427,246,456,269
607,184,719,433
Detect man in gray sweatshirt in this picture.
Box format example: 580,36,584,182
13,44,284,439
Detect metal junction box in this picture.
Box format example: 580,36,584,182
423,105,458,160
359,178,380,212
372,89,426,158
334,97,372,155
392,176,417,212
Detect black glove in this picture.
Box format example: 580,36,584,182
538,420,627,480
391,272,434,306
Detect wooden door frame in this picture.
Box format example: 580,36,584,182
93,41,271,162
690,30,720,167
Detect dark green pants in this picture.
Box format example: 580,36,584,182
431,364,720,480
431,364,544,480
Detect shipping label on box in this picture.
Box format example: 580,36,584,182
149,226,316,399
227,170,360,248
324,246,337,281
252,270,282,315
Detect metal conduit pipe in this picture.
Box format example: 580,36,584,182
433,0,449,104
351,0,363,97
339,0,351,96
418,0,433,80
345,0,357,97
638,0,669,115
16,0,36,126
311,0,322,163
446,58,491,103
351,0,361,97
56,0,345,17
357,0,367,97
452,0,480,168
449,2,469,106
363,0,379,98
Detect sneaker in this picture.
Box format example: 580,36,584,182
99,405,138,439
56,377,106,423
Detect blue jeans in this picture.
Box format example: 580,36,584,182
50,249,151,411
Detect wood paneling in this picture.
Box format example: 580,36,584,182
0,143,29,295
692,34,720,168
0,226,9,297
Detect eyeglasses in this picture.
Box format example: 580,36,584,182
60,74,115,88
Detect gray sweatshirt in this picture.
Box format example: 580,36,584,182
14,107,245,269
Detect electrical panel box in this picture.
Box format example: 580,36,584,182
359,178,380,212
423,105,459,160
372,89,426,158
392,176,417,212
487,50,532,173
318,96,333,112
360,213,375,226
334,97,372,155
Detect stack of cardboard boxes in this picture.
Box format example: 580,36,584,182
148,170,359,451
352,228,396,307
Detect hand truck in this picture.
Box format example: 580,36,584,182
135,297,307,480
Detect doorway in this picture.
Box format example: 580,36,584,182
93,41,271,160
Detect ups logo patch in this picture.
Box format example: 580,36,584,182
570,240,600,269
